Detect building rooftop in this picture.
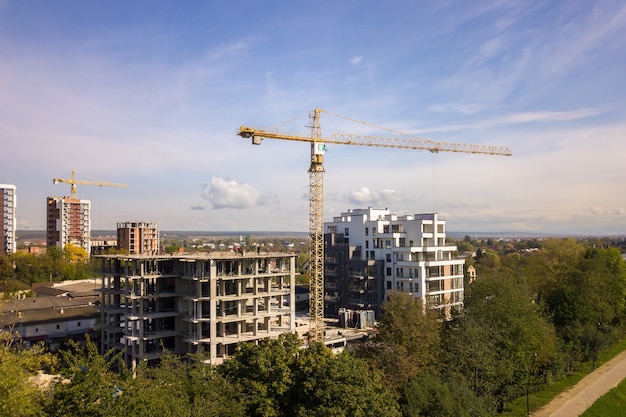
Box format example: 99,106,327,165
0,296,99,326
95,251,296,260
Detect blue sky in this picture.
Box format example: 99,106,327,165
1,1,625,235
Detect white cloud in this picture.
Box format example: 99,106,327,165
201,177,280,209
419,109,600,134
350,55,363,65
571,206,609,217
342,187,405,207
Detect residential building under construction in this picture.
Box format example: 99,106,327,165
325,208,464,317
98,252,296,367
0,184,16,254
46,196,91,255
117,221,160,255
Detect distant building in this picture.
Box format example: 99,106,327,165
98,252,296,367
90,236,118,255
117,221,160,255
325,208,464,318
46,196,91,255
0,184,17,254
467,264,477,284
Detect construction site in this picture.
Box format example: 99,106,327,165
98,252,297,367
2,108,511,361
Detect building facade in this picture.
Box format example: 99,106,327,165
324,229,383,317
46,196,91,255
0,184,16,254
1,283,100,350
325,208,464,317
99,252,296,367
117,221,159,255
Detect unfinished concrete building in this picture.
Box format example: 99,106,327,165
46,196,91,255
117,221,160,255
98,252,296,367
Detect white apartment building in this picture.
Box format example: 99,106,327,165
0,184,17,254
325,208,464,315
46,196,91,255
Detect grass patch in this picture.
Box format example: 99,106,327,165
580,377,626,416
502,336,626,416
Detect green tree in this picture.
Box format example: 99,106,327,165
11,252,49,284
48,337,129,417
290,343,401,417
185,354,245,417
400,371,484,417
115,352,192,417
219,333,400,417
218,333,300,417
540,246,626,361
444,276,557,413
0,254,13,283
0,332,56,417
355,292,442,390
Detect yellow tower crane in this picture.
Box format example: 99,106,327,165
238,108,512,343
53,170,127,198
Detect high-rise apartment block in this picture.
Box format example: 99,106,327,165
46,196,91,255
0,184,17,254
325,208,464,317
99,252,296,367
117,221,160,255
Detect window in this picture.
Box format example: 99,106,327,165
365,241,369,249
386,281,392,290
386,254,391,262
344,228,350,236
365,228,369,236
56,324,60,329
383,225,390,233
77,322,81,327
386,267,391,276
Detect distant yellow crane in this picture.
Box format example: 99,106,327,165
53,170,127,198
238,108,512,343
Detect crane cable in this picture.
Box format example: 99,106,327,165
433,152,438,212
319,108,435,143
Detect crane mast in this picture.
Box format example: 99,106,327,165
238,108,512,343
308,109,325,342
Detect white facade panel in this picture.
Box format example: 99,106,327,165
326,208,464,315
0,184,17,254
